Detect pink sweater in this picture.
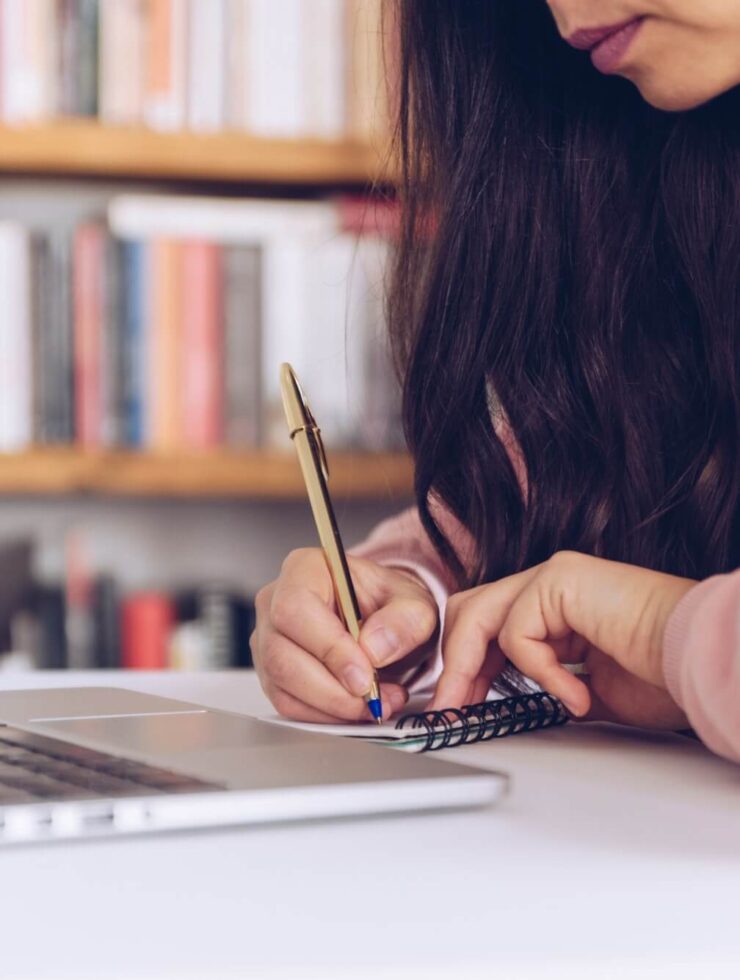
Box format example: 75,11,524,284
352,504,740,764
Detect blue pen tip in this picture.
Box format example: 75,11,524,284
368,698,383,723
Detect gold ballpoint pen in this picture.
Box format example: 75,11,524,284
280,363,383,724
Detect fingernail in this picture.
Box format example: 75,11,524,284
561,696,582,716
364,627,399,665
341,664,371,697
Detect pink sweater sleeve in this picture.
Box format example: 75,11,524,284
663,569,740,763
349,503,472,696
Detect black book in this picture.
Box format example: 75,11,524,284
34,585,68,670
91,574,120,669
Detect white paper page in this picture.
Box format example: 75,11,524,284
263,715,416,740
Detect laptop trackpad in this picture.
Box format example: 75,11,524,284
38,711,306,758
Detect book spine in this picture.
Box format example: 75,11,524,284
121,592,174,669
304,0,346,138
223,244,261,447
350,234,403,450
260,238,309,448
303,233,355,448
35,585,68,669
180,240,223,449
224,0,249,130
144,0,187,131
0,0,54,122
0,0,23,121
346,0,388,141
56,0,79,116
232,595,255,668
64,528,95,669
0,223,32,451
187,0,226,132
108,193,341,243
73,223,105,448
247,0,305,137
43,229,75,443
76,0,98,116
120,238,150,447
101,234,124,446
99,0,145,125
30,231,49,444
32,0,57,121
91,574,120,668
149,238,181,450
198,585,234,669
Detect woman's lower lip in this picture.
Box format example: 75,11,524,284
590,18,644,74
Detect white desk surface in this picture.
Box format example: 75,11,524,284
0,670,738,980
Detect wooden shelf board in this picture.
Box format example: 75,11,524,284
0,121,389,185
0,450,414,501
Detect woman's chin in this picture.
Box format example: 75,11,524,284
631,75,730,112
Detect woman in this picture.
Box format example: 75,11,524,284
252,1,740,762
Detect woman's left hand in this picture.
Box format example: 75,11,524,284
432,552,697,729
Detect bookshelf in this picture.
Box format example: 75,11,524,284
0,449,414,500
0,1,408,673
0,122,388,187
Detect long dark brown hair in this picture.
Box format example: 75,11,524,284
388,0,740,589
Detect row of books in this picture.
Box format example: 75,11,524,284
5,578,255,671
0,0,387,140
0,193,404,453
0,535,253,672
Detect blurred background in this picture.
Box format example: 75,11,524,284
0,0,411,673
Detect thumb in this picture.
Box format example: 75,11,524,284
359,595,439,669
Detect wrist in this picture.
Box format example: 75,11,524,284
649,575,697,688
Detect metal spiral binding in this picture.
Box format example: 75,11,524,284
395,692,569,752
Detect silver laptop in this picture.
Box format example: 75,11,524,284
0,687,507,845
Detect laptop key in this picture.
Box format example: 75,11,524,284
0,726,223,800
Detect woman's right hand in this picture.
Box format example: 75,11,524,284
251,548,439,723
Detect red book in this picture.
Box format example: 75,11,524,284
180,240,223,449
338,196,436,240
73,223,105,447
121,593,174,670
149,238,182,450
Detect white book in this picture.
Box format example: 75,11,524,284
99,0,146,126
0,224,32,452
261,239,310,448
0,0,52,123
187,0,226,132
304,0,346,139
301,233,356,448
108,194,340,243
347,235,399,450
247,0,305,137
144,0,187,131
224,0,250,130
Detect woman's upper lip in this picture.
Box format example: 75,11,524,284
566,18,641,51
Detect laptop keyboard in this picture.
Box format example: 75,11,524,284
0,724,224,805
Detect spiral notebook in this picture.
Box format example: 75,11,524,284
267,692,569,753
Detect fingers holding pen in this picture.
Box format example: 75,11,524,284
256,630,408,722
268,581,377,698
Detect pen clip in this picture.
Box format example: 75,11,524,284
281,362,330,482
305,405,330,483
